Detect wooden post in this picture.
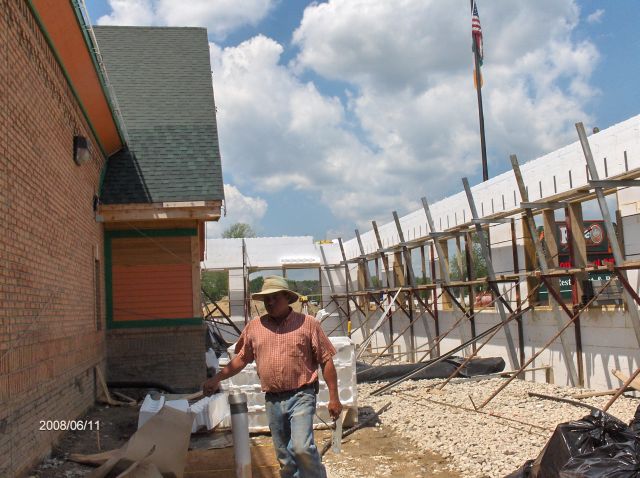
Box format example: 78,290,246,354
510,219,525,370
567,204,588,300
430,243,441,356
510,154,579,386
417,243,436,358
392,212,416,361
422,198,470,352
566,204,586,386
577,122,640,348
542,209,562,304
458,235,477,350
338,238,351,337
462,178,520,370
355,229,372,289
464,233,477,353
372,221,393,287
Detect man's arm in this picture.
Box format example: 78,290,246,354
203,355,248,396
320,358,343,420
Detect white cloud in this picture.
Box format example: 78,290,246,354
206,184,268,238
586,9,604,24
97,0,276,39
211,0,600,232
97,0,154,26
100,0,602,234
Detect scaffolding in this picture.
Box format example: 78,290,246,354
328,122,640,402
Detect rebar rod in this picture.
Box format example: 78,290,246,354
603,367,640,412
476,277,613,410
436,283,541,390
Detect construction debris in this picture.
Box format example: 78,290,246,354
507,406,640,477
90,406,193,478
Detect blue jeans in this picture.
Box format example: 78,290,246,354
265,385,327,478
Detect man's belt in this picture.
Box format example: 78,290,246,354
266,380,319,397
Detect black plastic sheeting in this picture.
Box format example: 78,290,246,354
506,405,640,477
356,356,505,383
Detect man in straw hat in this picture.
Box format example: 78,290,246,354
203,275,342,478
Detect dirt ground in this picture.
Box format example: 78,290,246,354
320,420,461,478
28,402,461,478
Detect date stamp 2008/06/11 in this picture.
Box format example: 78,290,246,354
39,420,100,431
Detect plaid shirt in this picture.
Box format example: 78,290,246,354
235,310,336,393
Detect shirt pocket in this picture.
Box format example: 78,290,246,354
287,337,308,357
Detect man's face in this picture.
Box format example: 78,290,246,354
263,291,290,318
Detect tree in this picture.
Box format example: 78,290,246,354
249,276,264,294
202,270,229,302
222,223,256,238
450,234,488,292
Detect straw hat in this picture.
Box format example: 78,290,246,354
251,276,299,304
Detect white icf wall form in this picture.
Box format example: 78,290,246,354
339,114,640,390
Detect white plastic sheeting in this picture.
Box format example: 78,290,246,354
203,236,342,270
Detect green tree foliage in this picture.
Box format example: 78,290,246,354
370,276,382,288
450,235,488,291
248,276,320,298
249,276,264,294
222,223,256,238
201,271,229,301
288,279,320,297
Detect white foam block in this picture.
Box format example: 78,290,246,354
190,393,230,432
138,394,165,429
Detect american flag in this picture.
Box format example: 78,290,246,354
472,0,483,65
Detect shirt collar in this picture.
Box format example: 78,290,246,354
267,307,294,325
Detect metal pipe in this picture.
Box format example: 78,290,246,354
229,392,252,478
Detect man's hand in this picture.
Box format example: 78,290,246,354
328,398,343,420
202,377,220,396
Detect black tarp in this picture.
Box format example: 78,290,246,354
356,356,505,383
506,406,640,478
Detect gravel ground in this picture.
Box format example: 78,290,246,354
351,378,640,477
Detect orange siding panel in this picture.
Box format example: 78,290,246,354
112,263,193,322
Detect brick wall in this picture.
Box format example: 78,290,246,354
107,326,206,392
0,1,107,475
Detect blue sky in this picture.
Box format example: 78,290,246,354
85,0,640,240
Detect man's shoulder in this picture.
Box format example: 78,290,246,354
245,316,265,331
292,311,318,326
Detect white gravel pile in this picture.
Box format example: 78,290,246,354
357,378,639,477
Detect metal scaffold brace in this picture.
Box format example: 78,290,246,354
510,154,580,387
462,178,520,370
421,197,473,355
370,278,528,396
474,276,614,410
575,122,640,349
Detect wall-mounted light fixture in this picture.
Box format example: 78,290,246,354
73,135,91,165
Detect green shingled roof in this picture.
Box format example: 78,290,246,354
94,26,224,204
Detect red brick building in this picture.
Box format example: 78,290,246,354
0,1,223,475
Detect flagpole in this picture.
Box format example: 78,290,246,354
471,0,489,182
